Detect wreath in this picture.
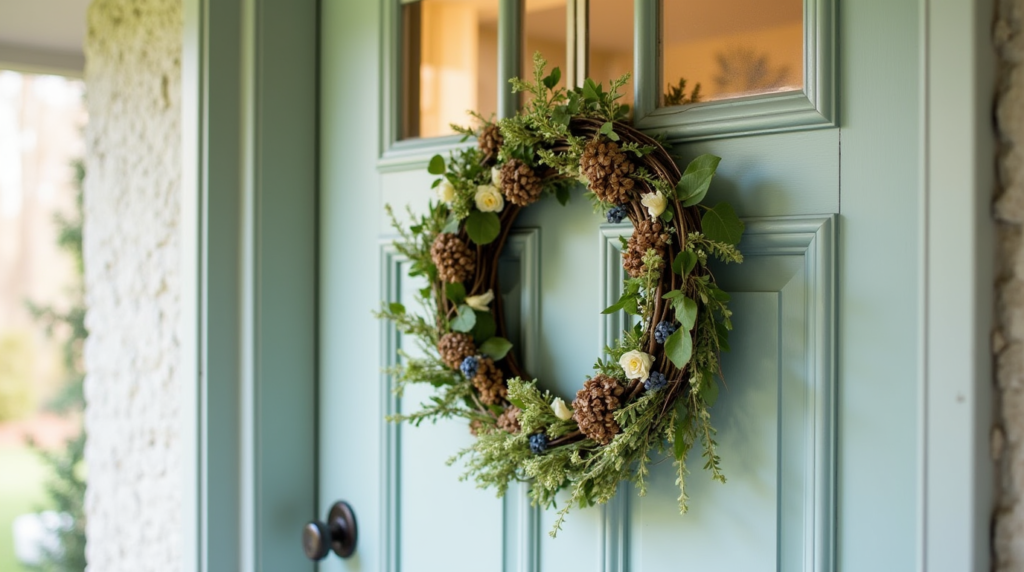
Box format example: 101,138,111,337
378,54,745,535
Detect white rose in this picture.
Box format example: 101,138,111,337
475,184,505,213
491,166,503,188
436,179,456,203
641,191,667,219
551,397,573,421
619,350,654,380
465,289,494,311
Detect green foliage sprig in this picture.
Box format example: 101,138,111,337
378,53,746,536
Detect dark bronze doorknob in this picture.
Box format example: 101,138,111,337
302,501,357,560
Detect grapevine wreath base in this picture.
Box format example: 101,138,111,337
378,54,744,535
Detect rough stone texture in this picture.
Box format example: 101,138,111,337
82,1,182,570
996,1,1024,569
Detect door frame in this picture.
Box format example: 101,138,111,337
180,0,318,569
178,1,995,570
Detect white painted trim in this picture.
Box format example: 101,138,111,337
922,0,995,570
180,0,201,569
0,41,83,77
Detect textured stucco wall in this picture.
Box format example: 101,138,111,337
996,1,1024,569
82,1,182,570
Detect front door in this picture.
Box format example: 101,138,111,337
319,1,922,570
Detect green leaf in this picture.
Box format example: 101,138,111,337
659,208,673,222
708,286,731,302
508,396,527,409
445,283,466,304
388,302,405,315
543,67,561,89
552,105,570,127
701,202,745,246
555,185,571,206
465,210,501,245
678,297,698,331
672,250,698,276
600,121,620,141
427,154,446,175
471,311,496,343
442,216,460,234
602,293,640,316
479,337,513,360
665,328,693,369
431,178,442,189
567,91,582,114
583,78,600,101
450,304,476,332
676,154,721,207
701,378,719,407
662,289,683,300
673,401,689,460
715,321,731,352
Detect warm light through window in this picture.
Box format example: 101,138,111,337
661,0,803,105
401,0,499,139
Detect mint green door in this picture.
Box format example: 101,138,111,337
319,1,921,571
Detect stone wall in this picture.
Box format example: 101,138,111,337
81,1,182,570
996,0,1024,569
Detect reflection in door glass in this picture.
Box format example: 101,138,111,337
589,0,634,109
523,0,567,96
401,0,499,139
661,0,802,106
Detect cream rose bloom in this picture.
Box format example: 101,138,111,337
619,350,654,380
465,289,494,311
551,397,573,421
640,191,667,219
475,184,504,213
436,179,456,203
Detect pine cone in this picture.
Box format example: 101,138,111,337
623,220,670,278
580,137,636,205
499,159,543,206
438,332,476,370
431,233,476,283
472,356,508,406
469,419,485,436
496,406,521,433
572,374,625,445
478,125,503,164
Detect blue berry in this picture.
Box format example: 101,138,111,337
644,371,668,392
606,205,628,224
460,356,479,379
654,321,678,344
529,433,549,454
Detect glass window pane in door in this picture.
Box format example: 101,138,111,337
589,0,634,108
401,0,499,139
661,0,802,106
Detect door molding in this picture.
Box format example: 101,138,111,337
181,0,318,570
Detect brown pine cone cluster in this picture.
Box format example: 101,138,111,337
438,332,476,370
580,137,637,205
499,159,543,206
496,406,521,433
431,233,476,283
572,374,625,445
478,125,503,163
472,356,508,406
623,220,670,277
